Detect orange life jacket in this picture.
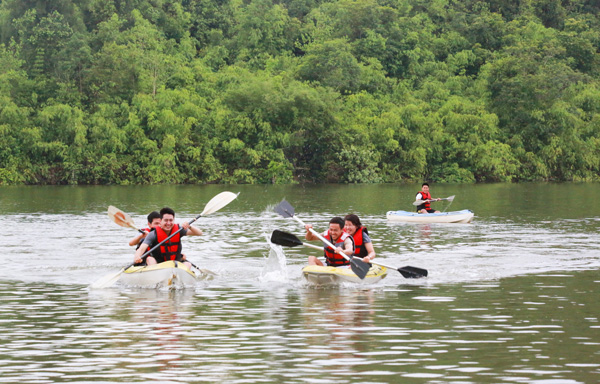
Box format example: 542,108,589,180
352,227,369,257
323,231,355,266
154,224,182,262
417,191,432,211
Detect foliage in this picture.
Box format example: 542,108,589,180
0,0,599,184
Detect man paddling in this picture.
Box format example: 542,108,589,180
416,182,441,213
133,207,202,268
304,217,355,267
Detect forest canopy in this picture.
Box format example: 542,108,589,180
0,0,599,185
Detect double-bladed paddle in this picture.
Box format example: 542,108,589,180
90,191,239,289
413,195,455,206
270,229,428,279
273,200,370,280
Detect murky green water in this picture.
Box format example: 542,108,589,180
0,183,599,383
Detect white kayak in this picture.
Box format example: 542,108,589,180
386,209,474,223
118,260,210,288
302,264,387,285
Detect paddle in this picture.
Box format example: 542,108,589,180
108,205,142,232
273,200,370,280
90,191,238,289
413,195,455,206
271,230,428,279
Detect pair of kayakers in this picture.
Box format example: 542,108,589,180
131,207,202,268
304,214,376,267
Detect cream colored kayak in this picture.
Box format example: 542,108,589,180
302,264,387,285
118,260,207,288
386,209,474,223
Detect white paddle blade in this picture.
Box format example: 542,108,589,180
445,195,455,202
108,206,137,229
89,268,124,289
200,191,239,216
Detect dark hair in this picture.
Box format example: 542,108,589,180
159,207,175,218
329,217,345,229
422,182,430,187
147,211,160,223
344,214,362,228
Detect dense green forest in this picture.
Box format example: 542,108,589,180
0,0,599,184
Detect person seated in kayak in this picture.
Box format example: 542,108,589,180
344,214,376,264
128,211,161,248
304,217,355,267
416,182,441,213
133,207,202,268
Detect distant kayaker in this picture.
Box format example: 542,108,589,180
128,211,161,248
133,207,202,267
304,217,355,267
416,182,441,213
344,214,376,264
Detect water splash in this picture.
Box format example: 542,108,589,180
259,234,289,283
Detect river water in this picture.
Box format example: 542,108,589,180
0,183,598,383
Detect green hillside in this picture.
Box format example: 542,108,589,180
1,0,599,184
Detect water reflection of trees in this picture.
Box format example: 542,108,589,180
299,288,376,356
87,289,196,373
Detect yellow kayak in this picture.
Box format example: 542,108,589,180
302,264,387,285
118,260,208,288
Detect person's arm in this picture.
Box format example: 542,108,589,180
134,242,149,264
337,236,354,257
362,242,376,262
128,231,146,246
182,222,202,236
133,232,156,263
304,224,319,241
416,193,423,201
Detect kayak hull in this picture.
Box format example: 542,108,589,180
302,264,387,285
386,209,474,223
118,260,203,288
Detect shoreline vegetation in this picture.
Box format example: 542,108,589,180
1,1,599,185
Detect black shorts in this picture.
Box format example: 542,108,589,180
417,208,437,213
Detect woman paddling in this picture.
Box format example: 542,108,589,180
344,214,376,264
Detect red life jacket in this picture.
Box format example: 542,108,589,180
154,224,182,262
417,191,432,211
352,227,369,257
323,231,355,267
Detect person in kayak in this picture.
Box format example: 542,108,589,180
128,211,161,248
304,217,355,267
133,207,202,267
416,182,441,213
343,214,376,264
